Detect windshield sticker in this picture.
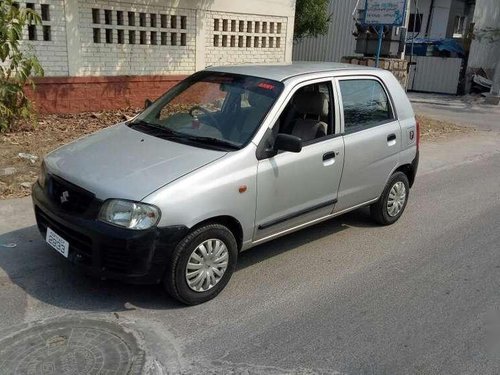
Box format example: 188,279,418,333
257,82,276,91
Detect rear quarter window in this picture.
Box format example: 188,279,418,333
339,79,394,134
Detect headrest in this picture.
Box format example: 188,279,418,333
293,91,328,117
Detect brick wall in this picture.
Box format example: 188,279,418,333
25,75,186,113
205,11,288,66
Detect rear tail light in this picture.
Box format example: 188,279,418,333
416,121,420,151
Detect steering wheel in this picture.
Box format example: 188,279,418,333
189,105,219,129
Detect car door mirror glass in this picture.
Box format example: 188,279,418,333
274,133,302,153
144,98,153,109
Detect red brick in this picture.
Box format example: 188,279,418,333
24,75,187,114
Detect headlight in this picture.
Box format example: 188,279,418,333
38,161,47,189
99,200,161,230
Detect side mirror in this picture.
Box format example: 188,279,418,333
274,133,302,153
144,98,153,109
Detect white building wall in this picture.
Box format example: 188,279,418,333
18,0,295,77
428,0,453,38
408,0,431,39
408,0,454,39
77,0,197,76
19,0,69,76
408,0,472,40
205,11,288,66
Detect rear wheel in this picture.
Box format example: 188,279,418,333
370,172,410,225
163,224,237,305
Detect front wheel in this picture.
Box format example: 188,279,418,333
370,172,410,225
163,224,238,305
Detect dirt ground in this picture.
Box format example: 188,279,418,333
0,111,471,199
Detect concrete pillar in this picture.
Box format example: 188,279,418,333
486,61,500,105
63,0,81,76
195,9,207,71
491,62,500,96
284,14,296,64
399,0,412,60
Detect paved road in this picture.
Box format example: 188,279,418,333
1,132,500,374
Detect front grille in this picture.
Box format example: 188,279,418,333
35,207,93,259
47,175,95,214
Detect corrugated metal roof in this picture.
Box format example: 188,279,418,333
292,0,360,62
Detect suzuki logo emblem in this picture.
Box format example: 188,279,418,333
60,191,70,204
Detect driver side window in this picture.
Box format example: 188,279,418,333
274,81,334,144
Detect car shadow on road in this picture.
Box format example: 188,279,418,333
236,207,374,271
0,208,375,312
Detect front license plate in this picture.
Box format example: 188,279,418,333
46,227,69,258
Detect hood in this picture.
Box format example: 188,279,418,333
45,124,227,200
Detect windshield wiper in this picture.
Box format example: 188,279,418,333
128,120,182,138
128,119,153,128
180,135,240,150
129,120,239,150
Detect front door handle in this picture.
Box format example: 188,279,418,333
323,151,336,166
323,152,336,161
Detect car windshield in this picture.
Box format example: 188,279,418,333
130,71,284,150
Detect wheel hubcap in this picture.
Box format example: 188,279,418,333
185,239,229,292
387,181,406,217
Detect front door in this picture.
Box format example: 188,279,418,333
254,80,345,242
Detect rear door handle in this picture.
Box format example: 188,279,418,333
323,152,336,161
387,133,397,146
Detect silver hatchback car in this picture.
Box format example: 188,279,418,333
32,63,419,305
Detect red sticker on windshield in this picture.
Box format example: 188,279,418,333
257,82,275,90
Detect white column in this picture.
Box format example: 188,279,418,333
490,62,500,96
284,14,296,63
63,0,81,76
400,0,413,60
195,9,207,71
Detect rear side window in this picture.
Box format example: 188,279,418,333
339,79,394,134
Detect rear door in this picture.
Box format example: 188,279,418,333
334,76,401,212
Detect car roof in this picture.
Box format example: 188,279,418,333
205,62,377,82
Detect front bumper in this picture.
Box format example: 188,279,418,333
32,182,188,284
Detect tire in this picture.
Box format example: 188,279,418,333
370,172,410,226
163,223,238,305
